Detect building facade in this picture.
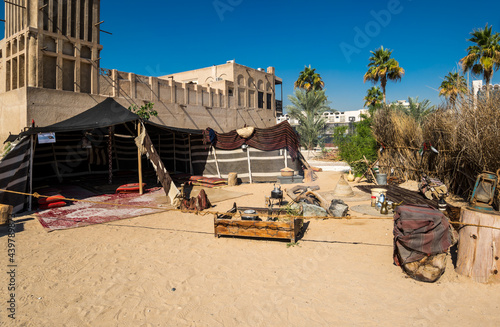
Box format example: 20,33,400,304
0,0,282,142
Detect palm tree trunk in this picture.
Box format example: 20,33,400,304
485,74,492,101
381,80,387,104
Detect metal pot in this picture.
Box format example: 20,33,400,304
242,209,258,221
271,184,283,199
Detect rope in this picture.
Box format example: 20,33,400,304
2,188,500,230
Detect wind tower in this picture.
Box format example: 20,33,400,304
1,0,102,93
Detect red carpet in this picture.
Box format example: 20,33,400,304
35,187,167,232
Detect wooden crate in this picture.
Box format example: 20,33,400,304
214,217,303,242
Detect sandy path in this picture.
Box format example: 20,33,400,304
1,171,499,326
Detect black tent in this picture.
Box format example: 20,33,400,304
0,98,175,213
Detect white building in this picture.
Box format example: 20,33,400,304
277,109,368,126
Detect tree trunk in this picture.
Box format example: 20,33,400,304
381,79,387,104
456,207,500,283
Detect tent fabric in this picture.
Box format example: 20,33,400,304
19,98,140,136
202,121,300,160
0,137,31,213
393,204,451,266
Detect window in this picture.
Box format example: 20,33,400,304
349,116,355,122
266,93,272,109
258,92,264,108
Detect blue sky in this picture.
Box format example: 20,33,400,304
2,0,500,111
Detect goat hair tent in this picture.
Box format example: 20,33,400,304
144,121,303,183
0,98,304,213
0,98,176,213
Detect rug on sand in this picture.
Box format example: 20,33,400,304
35,187,168,232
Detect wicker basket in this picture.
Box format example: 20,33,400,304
0,204,13,225
281,167,294,177
236,127,255,139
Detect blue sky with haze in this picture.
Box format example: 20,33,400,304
2,0,500,112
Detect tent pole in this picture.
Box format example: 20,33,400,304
212,146,221,178
51,143,62,182
188,134,193,175
173,133,176,172
246,147,253,184
137,122,143,194
108,126,113,184
284,148,288,168
28,135,34,211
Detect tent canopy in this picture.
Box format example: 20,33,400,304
19,98,140,137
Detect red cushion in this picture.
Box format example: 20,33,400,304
116,183,146,193
39,201,67,210
38,195,65,205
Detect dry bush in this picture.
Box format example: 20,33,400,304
371,94,500,198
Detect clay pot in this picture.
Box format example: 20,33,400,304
347,169,355,182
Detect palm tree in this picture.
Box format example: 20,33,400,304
401,97,435,124
363,46,405,104
286,89,330,150
364,86,384,109
460,24,500,99
439,72,468,107
294,65,325,92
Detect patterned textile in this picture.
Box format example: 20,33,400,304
0,137,31,213
393,204,451,266
203,121,300,160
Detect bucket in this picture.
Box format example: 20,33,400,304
376,173,387,185
371,188,387,207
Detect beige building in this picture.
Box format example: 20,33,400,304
0,0,283,143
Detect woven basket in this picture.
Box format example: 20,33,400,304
236,127,255,139
0,204,13,225
281,168,294,177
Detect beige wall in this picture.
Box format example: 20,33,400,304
25,87,275,132
0,87,27,142
162,63,235,85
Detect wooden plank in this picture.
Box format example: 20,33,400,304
215,219,293,230
215,226,292,240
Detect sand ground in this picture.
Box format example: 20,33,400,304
1,171,500,326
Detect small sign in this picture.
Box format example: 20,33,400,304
38,132,56,144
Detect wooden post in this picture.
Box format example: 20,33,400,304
137,122,143,194
456,207,500,283
108,126,113,185
246,147,253,184
28,135,34,211
212,146,221,178
173,133,176,173
188,134,193,175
